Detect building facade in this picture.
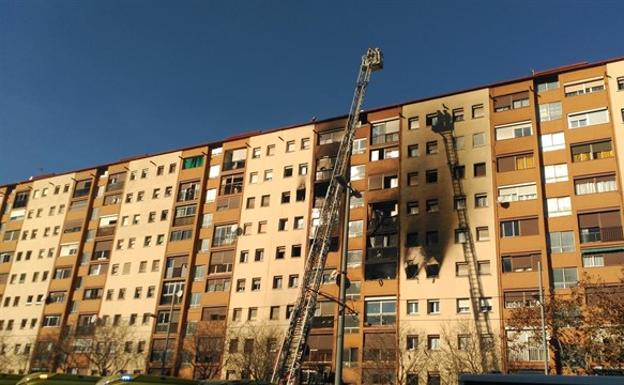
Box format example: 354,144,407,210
1,58,624,383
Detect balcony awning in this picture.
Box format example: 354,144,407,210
581,246,624,254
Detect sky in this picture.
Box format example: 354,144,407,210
1,0,623,185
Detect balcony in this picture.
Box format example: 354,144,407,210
508,346,546,362
149,350,174,363
213,235,236,248
371,132,399,145
105,182,124,193
580,226,624,243
96,226,115,237
159,294,184,306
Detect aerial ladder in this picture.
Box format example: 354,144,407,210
271,48,383,385
433,111,496,372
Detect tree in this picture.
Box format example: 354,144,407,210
438,321,501,383
75,322,144,376
225,322,283,381
181,321,227,380
505,272,624,374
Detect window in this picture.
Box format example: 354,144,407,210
472,104,484,118
283,165,293,178
236,279,245,292
568,108,609,128
352,138,367,154
371,119,399,145
495,121,532,141
407,172,418,186
537,77,559,92
544,164,568,183
286,140,296,152
475,193,488,208
498,183,537,202
273,276,283,289
406,300,418,315
266,144,276,156
618,77,624,91
425,169,437,183
494,91,529,112
408,116,420,130
254,248,264,261
502,254,540,273
364,297,396,326
553,267,578,289
275,246,286,259
301,137,311,150
455,228,468,244
473,162,486,177
575,174,617,195
426,141,438,155
546,197,572,217
427,299,440,314
252,147,261,159
457,298,470,314
425,231,438,246
182,156,204,169
348,220,363,238
564,77,605,97
264,169,273,181
407,201,419,215
288,274,299,288
582,254,605,267
476,227,489,241
456,262,468,276
212,224,237,247
351,165,366,181
370,146,399,161
480,297,493,312
572,140,614,162
220,174,243,195
452,107,464,122
539,102,562,122
407,144,419,158
548,231,575,253
497,153,534,172
278,218,288,231
578,210,623,243
426,199,439,213
473,132,486,147
291,244,302,258
500,218,539,237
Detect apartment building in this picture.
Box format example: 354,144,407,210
0,57,623,383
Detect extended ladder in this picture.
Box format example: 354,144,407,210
271,48,383,385
434,111,494,371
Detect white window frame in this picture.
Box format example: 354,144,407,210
567,108,609,129
495,121,532,141
540,132,565,152
544,164,568,183
498,183,537,203
546,197,572,217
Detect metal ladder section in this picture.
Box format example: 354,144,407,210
271,48,383,385
438,128,494,371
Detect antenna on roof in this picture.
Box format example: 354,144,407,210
531,69,535,76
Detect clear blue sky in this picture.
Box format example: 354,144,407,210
1,0,623,185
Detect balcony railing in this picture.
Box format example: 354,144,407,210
91,251,110,261
367,217,398,235
213,235,236,247
160,294,184,306
149,350,174,363
155,322,179,334
315,169,334,181
508,346,546,362
75,325,96,336
580,226,623,243
311,316,334,328
177,190,198,202
96,226,115,237
105,182,124,193
222,160,246,171
73,188,91,198
172,216,194,227
371,132,399,145
165,266,188,279
366,247,399,261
